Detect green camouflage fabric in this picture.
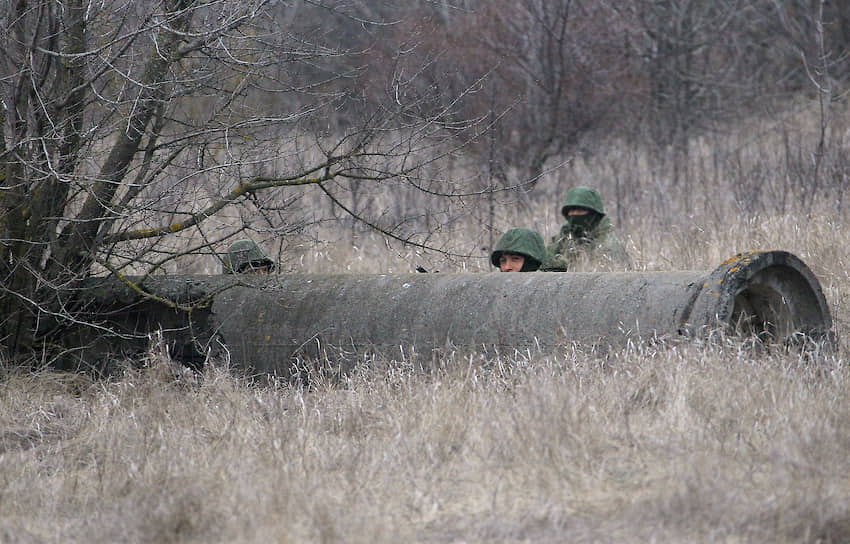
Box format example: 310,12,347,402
490,228,548,272
222,239,275,274
545,187,631,271
560,185,605,217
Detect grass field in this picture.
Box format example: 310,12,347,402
4,108,850,542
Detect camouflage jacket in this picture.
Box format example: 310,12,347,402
544,215,631,271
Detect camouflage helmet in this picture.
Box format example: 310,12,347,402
222,239,274,274
490,228,547,271
561,186,605,218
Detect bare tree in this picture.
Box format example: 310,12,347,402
351,0,637,249
769,0,850,213
0,0,474,367
394,1,630,185
608,1,759,180
474,1,629,183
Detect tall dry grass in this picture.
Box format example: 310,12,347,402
3,339,849,542
4,102,850,542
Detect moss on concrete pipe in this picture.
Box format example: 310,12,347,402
82,250,834,374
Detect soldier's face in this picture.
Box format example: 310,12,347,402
566,208,590,216
499,254,525,272
244,264,270,274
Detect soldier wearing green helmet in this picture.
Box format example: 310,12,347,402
545,186,630,271
490,228,550,272
222,239,275,274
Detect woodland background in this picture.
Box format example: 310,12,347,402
3,1,850,542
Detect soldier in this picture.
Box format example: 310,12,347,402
545,186,630,271
222,239,275,274
490,228,550,272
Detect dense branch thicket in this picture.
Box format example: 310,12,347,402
346,0,849,180
0,0,479,367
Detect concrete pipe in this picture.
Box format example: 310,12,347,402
82,249,833,375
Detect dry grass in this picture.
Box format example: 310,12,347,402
3,340,850,543
5,107,850,542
